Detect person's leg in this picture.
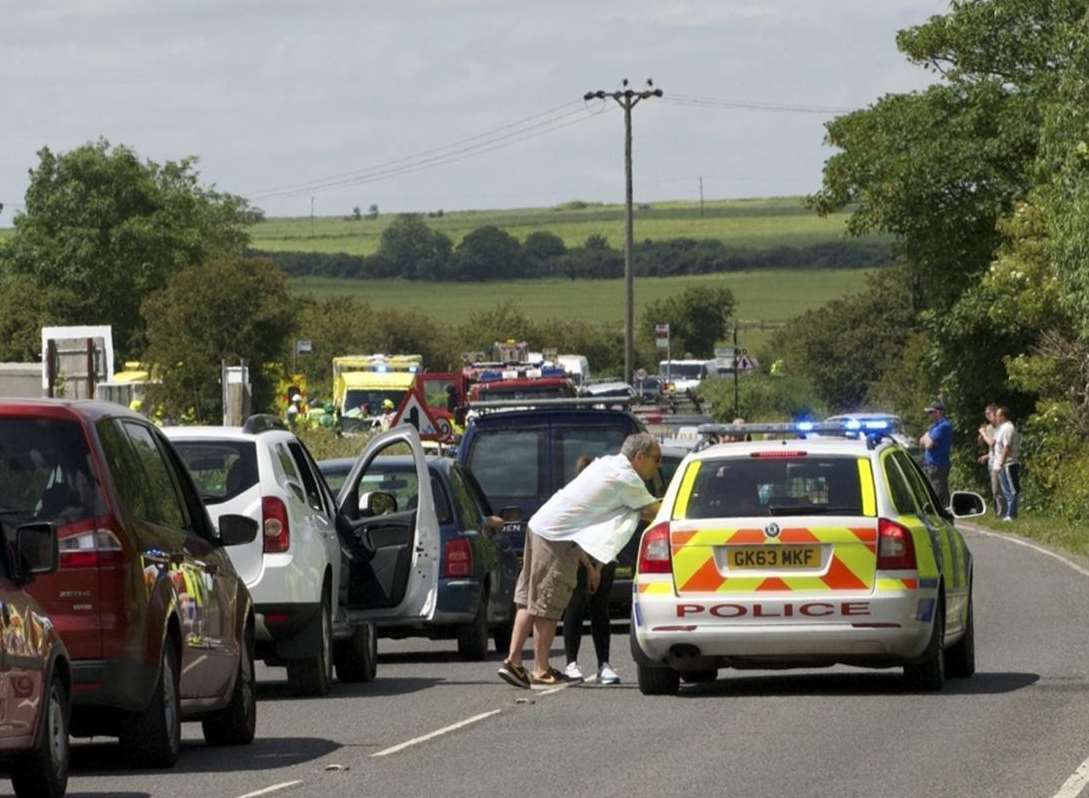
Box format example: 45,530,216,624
507,607,534,665
506,531,535,665
532,617,559,677
563,565,589,665
1006,464,1021,519
588,562,617,667
990,468,1004,517
998,467,1014,519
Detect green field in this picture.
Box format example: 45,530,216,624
254,196,885,256
291,269,870,350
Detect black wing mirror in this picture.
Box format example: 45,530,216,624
13,523,58,584
950,491,986,519
219,515,259,546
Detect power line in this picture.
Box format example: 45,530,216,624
663,92,854,114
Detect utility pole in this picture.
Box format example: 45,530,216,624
310,196,315,238
699,176,704,217
584,79,663,384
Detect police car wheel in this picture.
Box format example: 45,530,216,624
944,593,975,679
903,596,945,692
637,662,680,696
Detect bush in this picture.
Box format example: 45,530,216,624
697,373,825,422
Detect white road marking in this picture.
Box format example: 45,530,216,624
371,709,501,757
970,525,1089,797
234,780,303,798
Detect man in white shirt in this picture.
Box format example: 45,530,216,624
498,433,662,689
993,406,1021,521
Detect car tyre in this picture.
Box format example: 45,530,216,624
904,597,945,691
287,591,333,697
457,592,490,661
10,669,69,798
334,622,378,683
944,593,975,679
202,625,256,746
637,662,680,696
121,637,180,768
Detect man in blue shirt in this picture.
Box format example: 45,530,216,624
919,399,953,508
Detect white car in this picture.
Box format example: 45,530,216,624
631,422,985,696
165,417,384,695
658,359,714,393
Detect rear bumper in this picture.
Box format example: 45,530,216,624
633,587,937,667
255,601,322,660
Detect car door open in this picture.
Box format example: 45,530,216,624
336,426,440,623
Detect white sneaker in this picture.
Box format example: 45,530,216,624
598,663,621,685
563,661,583,680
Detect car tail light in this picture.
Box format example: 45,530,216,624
444,538,473,578
57,516,124,569
877,518,916,570
638,521,672,574
262,497,290,553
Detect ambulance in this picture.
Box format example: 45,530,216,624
631,420,985,695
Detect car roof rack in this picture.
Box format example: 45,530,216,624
470,397,633,412
241,414,289,434
696,420,899,450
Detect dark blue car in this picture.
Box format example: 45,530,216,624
319,455,519,659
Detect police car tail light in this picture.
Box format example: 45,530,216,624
443,537,473,578
262,497,291,554
877,518,916,570
638,522,672,574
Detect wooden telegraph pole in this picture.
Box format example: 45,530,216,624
583,80,663,384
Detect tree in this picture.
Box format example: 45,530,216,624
524,231,567,261
450,226,524,281
0,275,84,361
352,205,362,221
367,204,379,219
377,214,451,279
0,139,257,354
640,285,735,359
141,258,296,423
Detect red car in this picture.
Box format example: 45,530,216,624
0,400,259,768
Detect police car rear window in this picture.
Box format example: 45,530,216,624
173,441,259,505
682,456,864,519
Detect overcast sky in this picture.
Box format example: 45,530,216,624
2,0,949,222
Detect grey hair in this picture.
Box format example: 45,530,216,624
621,432,659,459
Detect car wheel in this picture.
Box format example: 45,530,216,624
202,625,257,746
637,662,680,696
287,591,333,697
334,622,378,683
11,668,69,798
904,596,946,691
945,593,975,679
492,603,515,655
121,636,181,768
457,593,489,661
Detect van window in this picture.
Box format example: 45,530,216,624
467,430,545,500
556,427,629,485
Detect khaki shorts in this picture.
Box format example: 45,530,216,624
514,529,580,621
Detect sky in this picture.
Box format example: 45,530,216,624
2,0,950,222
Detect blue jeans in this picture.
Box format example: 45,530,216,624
998,464,1021,519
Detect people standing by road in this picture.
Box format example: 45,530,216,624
563,455,620,685
919,399,953,508
977,404,1005,518
993,406,1021,521
498,434,662,689
286,393,304,429
375,398,397,431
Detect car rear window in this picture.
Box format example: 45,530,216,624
556,426,630,485
172,441,259,504
467,429,545,499
0,417,106,525
681,456,865,519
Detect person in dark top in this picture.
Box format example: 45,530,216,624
920,399,953,508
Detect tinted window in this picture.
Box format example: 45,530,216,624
894,451,945,519
683,456,864,519
98,419,149,519
556,426,629,485
356,463,450,523
288,442,326,514
448,467,482,530
123,422,188,529
660,453,684,488
884,456,918,515
320,463,352,496
468,429,545,499
458,466,493,516
173,440,258,504
0,418,105,525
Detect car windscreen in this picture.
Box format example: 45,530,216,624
344,389,406,415
659,363,705,379
556,426,630,485
172,440,259,504
683,456,864,519
467,429,545,500
0,418,106,526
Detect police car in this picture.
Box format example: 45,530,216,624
630,421,985,696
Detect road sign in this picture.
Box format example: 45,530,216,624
393,384,442,437
655,323,670,350
634,368,647,381
296,339,313,354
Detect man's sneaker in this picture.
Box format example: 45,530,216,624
598,663,621,685
531,667,581,688
563,661,584,680
498,660,531,690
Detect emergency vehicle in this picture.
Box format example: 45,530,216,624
631,420,985,696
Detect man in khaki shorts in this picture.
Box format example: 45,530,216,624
498,433,662,688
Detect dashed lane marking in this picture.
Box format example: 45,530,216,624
234,780,303,798
1052,758,1089,798
371,709,502,757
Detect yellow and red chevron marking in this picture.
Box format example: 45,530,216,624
669,525,877,594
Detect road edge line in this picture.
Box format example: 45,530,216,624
371,709,502,757
235,780,304,798
967,525,1089,579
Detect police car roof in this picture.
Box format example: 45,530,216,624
693,436,881,460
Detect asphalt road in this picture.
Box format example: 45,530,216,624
14,526,1089,798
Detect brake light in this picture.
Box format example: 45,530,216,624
877,518,916,570
638,521,672,574
444,538,473,578
750,450,808,458
57,516,124,569
262,497,290,553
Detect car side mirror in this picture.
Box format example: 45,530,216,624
498,506,522,523
219,514,259,546
12,523,58,583
359,491,397,516
950,491,986,519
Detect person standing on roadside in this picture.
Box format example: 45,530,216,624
920,399,953,508
977,404,1005,518
498,434,662,689
993,406,1021,521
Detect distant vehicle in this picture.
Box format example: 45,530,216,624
468,376,576,403
658,359,715,393
0,400,259,768
631,421,985,696
337,371,417,426
632,375,666,403
556,354,591,388
318,454,518,659
581,381,636,401
0,519,71,798
165,416,378,696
